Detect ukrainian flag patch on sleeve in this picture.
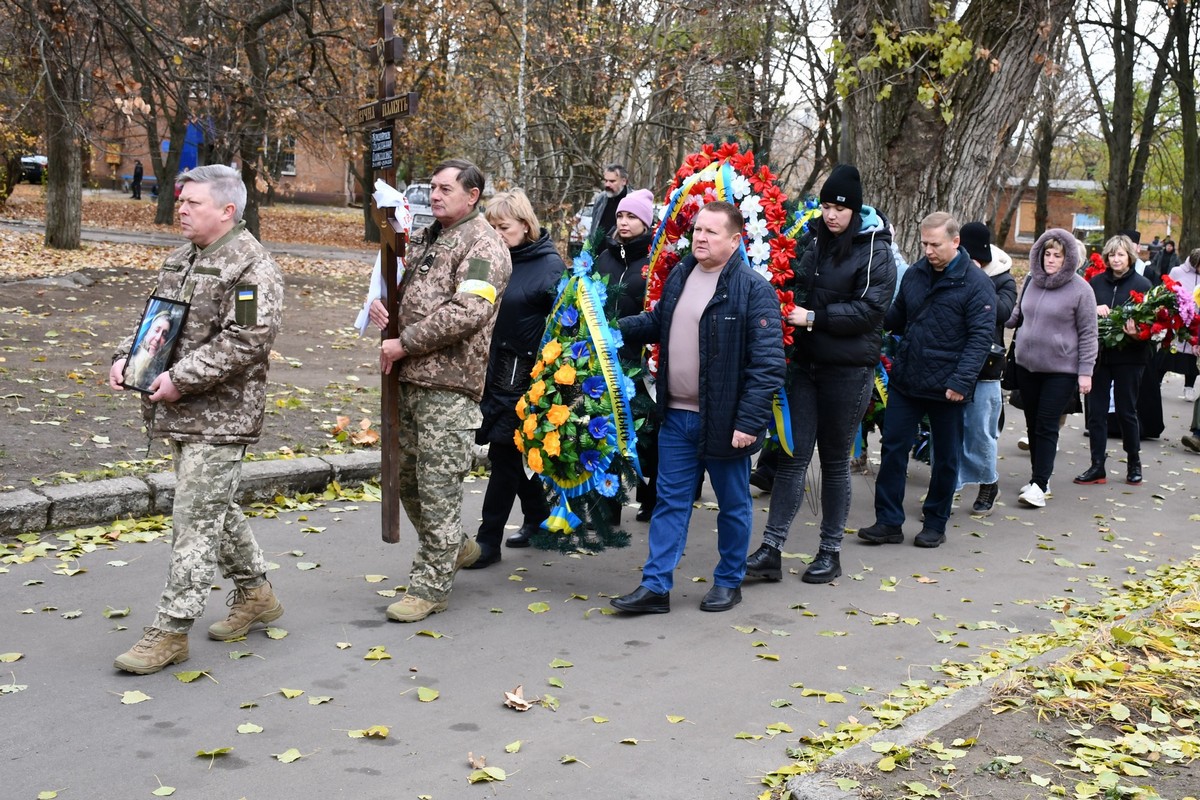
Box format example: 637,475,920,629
234,283,258,326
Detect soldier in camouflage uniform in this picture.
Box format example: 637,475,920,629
108,165,285,674
371,158,511,622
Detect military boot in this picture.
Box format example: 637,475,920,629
114,627,189,674
386,593,447,623
208,581,284,641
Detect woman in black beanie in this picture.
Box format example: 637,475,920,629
746,164,897,584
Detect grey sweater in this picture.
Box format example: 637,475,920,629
1006,276,1098,377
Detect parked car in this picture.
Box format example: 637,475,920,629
20,155,47,184
404,182,434,230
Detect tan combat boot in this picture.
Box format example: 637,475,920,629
207,582,284,641
114,627,189,674
386,593,447,623
454,539,481,573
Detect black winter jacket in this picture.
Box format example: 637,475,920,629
796,206,896,366
1089,267,1153,367
885,247,996,403
620,252,785,459
477,231,564,444
593,228,652,364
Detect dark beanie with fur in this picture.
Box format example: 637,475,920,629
959,221,992,264
819,164,863,213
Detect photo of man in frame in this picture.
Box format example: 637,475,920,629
122,297,187,393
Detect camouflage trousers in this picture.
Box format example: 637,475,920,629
153,441,267,633
396,383,481,602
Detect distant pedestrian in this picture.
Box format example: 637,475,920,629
371,158,511,622
109,165,285,674
857,212,995,549
1004,228,1097,508
954,222,1016,515
1166,248,1200,402
131,160,144,200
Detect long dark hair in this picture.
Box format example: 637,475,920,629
814,210,861,263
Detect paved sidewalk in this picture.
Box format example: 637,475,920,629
2,400,1199,799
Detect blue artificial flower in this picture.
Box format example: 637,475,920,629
581,375,607,399
570,340,591,361
580,449,603,472
558,306,579,327
596,473,620,498
588,416,612,439
620,374,636,399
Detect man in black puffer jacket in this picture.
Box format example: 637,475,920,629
609,201,785,614
858,212,995,549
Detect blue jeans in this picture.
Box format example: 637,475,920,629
763,363,872,553
639,409,753,594
956,379,1001,488
874,389,964,534
1014,367,1077,490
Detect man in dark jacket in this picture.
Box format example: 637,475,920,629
587,163,629,244
610,202,785,614
858,212,995,548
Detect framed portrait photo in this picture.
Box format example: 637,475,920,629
121,296,189,394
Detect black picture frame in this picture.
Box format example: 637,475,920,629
121,296,189,394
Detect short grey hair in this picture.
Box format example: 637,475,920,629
920,211,960,239
177,164,247,222
604,163,627,180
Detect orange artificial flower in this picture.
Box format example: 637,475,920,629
527,447,543,474
543,430,561,457
527,380,546,404
541,340,562,362
530,360,544,378
523,413,538,439
553,364,577,385
546,404,570,427
513,429,525,452
515,396,528,420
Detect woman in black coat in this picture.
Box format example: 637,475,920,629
467,190,564,566
745,165,896,584
592,188,657,523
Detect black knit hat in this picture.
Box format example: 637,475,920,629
819,164,863,213
1118,228,1141,244
959,221,992,264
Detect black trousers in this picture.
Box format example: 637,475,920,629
476,441,547,549
1086,362,1144,463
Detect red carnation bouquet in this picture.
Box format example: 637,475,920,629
1098,274,1200,351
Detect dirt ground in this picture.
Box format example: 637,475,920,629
0,186,384,488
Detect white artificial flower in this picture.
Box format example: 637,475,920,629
740,195,764,219
675,236,690,252
747,239,771,265
729,173,752,199
746,217,769,240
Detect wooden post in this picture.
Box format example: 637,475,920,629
352,3,419,543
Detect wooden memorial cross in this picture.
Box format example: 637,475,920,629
354,2,419,543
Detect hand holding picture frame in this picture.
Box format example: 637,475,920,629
121,296,189,394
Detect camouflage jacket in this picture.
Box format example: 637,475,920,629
115,223,284,444
394,209,511,402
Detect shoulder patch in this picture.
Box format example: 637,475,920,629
466,257,491,282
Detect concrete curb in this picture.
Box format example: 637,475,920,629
0,451,383,536
785,644,1072,799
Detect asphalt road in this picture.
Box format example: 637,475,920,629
2,389,1199,799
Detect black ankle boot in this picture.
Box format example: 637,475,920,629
1073,463,1107,485
802,550,841,584
1126,457,1142,485
745,543,782,581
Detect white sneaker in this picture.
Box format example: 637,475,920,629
1017,436,1030,451
1185,387,1196,402
1018,483,1046,508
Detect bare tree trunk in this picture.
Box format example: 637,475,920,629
1170,0,1198,251
1034,109,1054,239
834,0,1074,255
39,0,86,249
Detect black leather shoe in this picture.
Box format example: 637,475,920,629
610,586,670,614
745,543,782,581
463,543,501,570
1126,457,1142,485
635,504,654,522
802,550,841,583
749,471,773,493
1074,463,1107,484
913,527,946,548
857,522,904,544
505,524,537,548
700,585,742,612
